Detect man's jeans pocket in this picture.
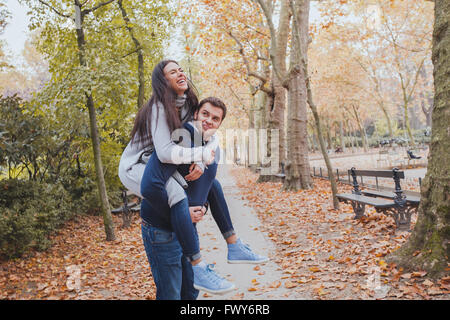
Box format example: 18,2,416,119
141,222,174,245
151,228,174,244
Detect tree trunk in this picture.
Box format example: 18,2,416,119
293,0,339,208
269,0,290,168
386,0,449,278
75,4,115,241
379,101,394,138
403,100,415,145
346,120,355,152
421,93,433,128
352,104,368,152
326,121,333,150
339,120,346,152
283,0,312,191
118,0,145,110
258,0,290,183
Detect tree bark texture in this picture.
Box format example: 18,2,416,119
269,0,290,167
387,0,449,278
75,3,115,241
284,0,312,191
117,0,145,110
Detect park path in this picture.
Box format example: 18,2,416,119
197,164,299,300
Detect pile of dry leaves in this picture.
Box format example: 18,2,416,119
0,214,155,300
1,165,448,300
230,167,449,300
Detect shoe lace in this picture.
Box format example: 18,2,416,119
205,264,225,285
239,241,258,258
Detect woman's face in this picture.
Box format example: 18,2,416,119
163,62,188,96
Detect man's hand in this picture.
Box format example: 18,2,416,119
205,149,215,166
189,206,206,223
185,163,203,181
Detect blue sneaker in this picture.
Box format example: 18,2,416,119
227,239,269,264
192,262,235,295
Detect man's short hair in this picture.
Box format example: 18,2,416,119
198,97,227,121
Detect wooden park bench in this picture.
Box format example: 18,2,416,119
337,167,420,231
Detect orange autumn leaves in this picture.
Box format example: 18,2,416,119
0,215,156,300
230,167,449,299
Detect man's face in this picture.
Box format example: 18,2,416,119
194,102,224,138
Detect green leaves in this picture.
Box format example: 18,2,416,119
15,0,175,190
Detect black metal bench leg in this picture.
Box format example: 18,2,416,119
400,206,417,231
351,201,366,219
397,207,410,231
382,206,412,232
121,190,132,228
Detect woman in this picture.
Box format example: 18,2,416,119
119,60,267,299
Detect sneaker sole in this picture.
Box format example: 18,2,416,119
227,258,269,264
194,283,236,295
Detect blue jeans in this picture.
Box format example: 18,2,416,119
141,220,199,300
208,179,235,239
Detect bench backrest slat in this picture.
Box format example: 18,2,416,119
349,169,405,179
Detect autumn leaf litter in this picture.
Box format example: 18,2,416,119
1,166,449,300
229,167,450,300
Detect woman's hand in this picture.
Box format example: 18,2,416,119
189,206,206,223
184,163,203,181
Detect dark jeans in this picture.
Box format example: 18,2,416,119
141,220,199,300
208,179,235,239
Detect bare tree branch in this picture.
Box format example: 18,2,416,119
229,31,269,85
37,0,72,19
254,0,288,86
82,0,115,15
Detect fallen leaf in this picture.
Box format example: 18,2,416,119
230,293,244,300
316,286,328,296
412,271,427,278
309,267,321,273
422,279,434,287
427,287,443,296
284,281,297,289
269,281,281,288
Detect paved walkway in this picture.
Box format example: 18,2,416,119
197,164,296,300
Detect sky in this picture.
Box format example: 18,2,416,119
1,0,29,67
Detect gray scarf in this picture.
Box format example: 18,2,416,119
175,94,189,123
175,94,187,109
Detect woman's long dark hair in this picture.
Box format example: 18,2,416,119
130,60,199,148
